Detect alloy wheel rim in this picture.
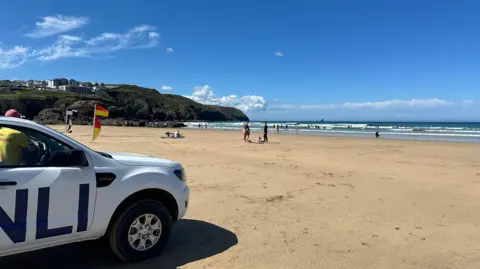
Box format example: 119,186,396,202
128,213,162,251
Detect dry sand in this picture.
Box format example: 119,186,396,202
4,126,480,269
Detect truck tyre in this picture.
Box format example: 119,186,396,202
108,199,173,263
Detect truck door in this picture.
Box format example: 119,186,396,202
0,124,97,254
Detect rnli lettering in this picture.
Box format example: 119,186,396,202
0,184,89,243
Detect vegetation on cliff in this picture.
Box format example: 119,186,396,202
0,85,249,124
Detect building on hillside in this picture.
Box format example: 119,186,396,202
91,82,106,91
27,80,47,88
68,79,79,86
47,78,68,88
13,80,26,87
37,80,47,88
80,81,93,87
58,85,93,94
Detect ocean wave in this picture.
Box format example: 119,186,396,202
295,129,480,138
184,121,480,139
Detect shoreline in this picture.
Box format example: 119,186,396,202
184,121,480,143
51,119,480,143
183,126,480,143
56,125,480,146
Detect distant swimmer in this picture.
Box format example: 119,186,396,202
375,131,380,138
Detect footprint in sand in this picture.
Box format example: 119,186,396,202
266,195,285,203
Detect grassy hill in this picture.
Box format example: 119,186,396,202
0,85,249,123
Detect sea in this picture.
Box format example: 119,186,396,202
183,121,480,143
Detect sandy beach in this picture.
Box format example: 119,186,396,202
3,125,480,269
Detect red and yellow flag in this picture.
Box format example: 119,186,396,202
92,104,109,141
95,105,109,117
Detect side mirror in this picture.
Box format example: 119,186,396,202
45,149,88,167
70,149,88,166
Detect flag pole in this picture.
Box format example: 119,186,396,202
92,104,97,142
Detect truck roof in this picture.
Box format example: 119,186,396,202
0,116,40,125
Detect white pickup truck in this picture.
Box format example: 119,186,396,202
0,116,190,263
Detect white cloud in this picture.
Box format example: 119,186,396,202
184,87,463,114
185,85,267,113
160,85,173,91
149,32,160,39
340,99,452,109
275,51,283,57
25,15,89,38
461,100,476,106
31,25,160,61
166,47,174,53
0,46,29,69
271,98,462,110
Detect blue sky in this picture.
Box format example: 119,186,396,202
1,0,480,121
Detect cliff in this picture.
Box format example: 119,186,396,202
0,85,249,125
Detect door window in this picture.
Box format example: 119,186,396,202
0,124,72,167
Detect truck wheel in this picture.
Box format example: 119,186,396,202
108,199,173,263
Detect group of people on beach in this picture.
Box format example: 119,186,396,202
243,122,269,144
240,122,380,141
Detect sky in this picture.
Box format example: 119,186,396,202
1,0,480,121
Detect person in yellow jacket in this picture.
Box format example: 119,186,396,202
0,109,30,166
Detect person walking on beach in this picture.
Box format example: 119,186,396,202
276,124,280,133
243,122,251,142
375,131,380,138
263,122,269,143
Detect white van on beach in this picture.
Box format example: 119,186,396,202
0,116,190,263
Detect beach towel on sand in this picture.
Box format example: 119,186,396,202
161,136,185,139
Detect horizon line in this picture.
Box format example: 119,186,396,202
248,120,480,123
